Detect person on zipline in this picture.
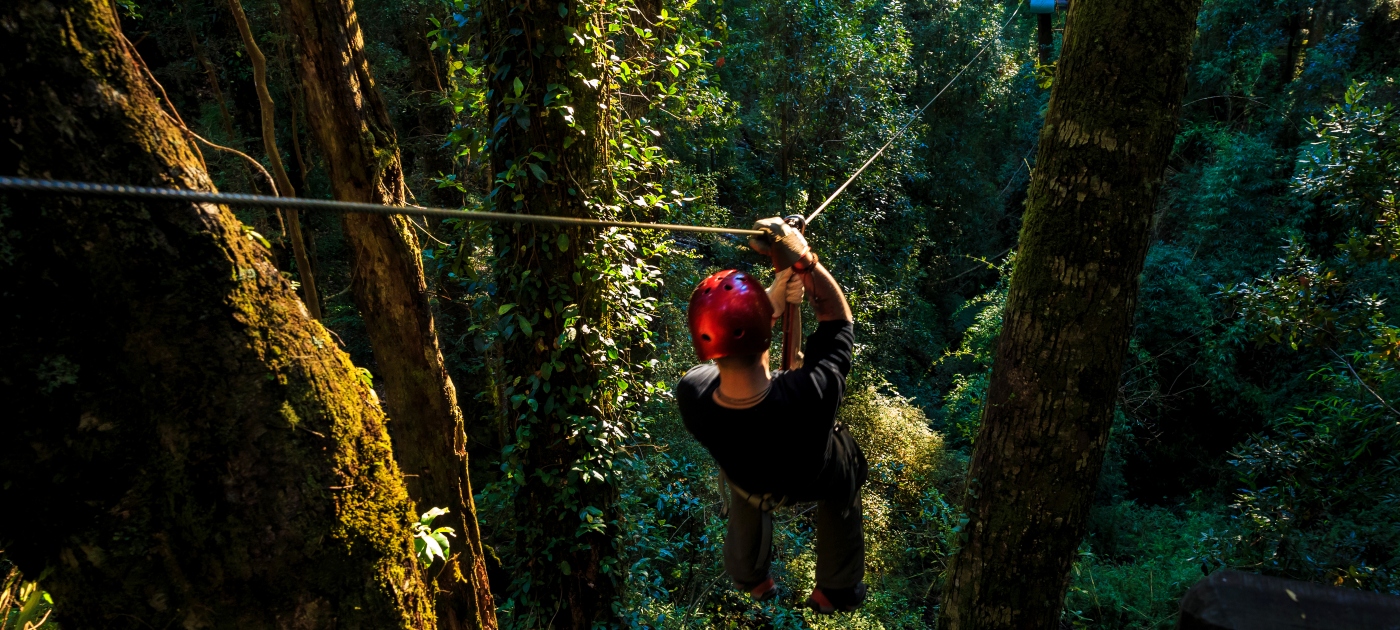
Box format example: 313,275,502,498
675,217,868,614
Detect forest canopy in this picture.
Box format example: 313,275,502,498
1,0,1398,628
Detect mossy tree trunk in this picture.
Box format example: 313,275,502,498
479,0,618,624
276,1,497,628
0,1,435,627
938,0,1201,627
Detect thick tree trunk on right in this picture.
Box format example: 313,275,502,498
938,0,1201,628
277,1,496,628
0,1,433,626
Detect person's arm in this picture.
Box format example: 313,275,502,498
748,215,850,322
801,262,851,323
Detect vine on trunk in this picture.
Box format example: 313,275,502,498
431,0,720,623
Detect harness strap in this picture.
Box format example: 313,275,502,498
720,469,793,513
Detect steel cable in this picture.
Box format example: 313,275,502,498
0,176,764,237
4,5,1022,240
804,4,1022,225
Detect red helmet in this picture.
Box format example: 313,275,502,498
688,269,773,361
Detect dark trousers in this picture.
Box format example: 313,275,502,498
723,483,865,590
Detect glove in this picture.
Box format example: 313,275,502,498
749,216,813,271
765,268,805,318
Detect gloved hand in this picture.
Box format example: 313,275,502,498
749,216,812,271
765,268,805,319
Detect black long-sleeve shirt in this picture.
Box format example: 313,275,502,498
676,320,860,502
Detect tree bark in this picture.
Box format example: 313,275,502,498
273,24,312,194
479,0,618,624
0,1,435,627
276,1,497,628
937,0,1201,627
227,0,322,319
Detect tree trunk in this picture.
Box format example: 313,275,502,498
227,0,322,320
276,1,497,628
0,1,434,627
273,24,312,194
937,0,1201,627
479,0,618,624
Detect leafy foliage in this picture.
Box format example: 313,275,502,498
0,562,56,630
413,507,458,567
1222,79,1400,594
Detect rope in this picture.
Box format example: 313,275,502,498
0,177,764,237
805,4,1022,225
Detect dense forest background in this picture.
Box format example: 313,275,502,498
3,0,1399,627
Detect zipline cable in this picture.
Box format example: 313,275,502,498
4,6,1022,239
0,176,765,237
804,4,1022,226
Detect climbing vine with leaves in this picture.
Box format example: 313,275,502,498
431,0,721,622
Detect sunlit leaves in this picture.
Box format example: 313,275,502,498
412,507,457,567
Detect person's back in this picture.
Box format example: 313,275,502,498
676,318,858,503
674,218,868,614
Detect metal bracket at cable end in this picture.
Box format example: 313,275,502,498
1027,0,1067,13
783,214,807,234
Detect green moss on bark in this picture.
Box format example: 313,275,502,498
277,0,497,626
0,1,434,627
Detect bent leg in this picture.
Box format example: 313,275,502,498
723,486,773,588
815,491,864,589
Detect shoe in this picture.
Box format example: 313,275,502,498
805,582,867,614
748,576,779,602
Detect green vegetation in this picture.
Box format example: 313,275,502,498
3,0,1398,626
1,564,57,630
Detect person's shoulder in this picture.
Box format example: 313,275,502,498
675,364,719,402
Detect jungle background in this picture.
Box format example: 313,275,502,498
3,0,1399,627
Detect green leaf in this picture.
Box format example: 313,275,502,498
518,314,534,336
558,2,568,16
513,77,524,97
245,229,271,249
420,506,450,525
557,233,570,251
422,535,443,563
498,303,516,315
529,163,548,182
